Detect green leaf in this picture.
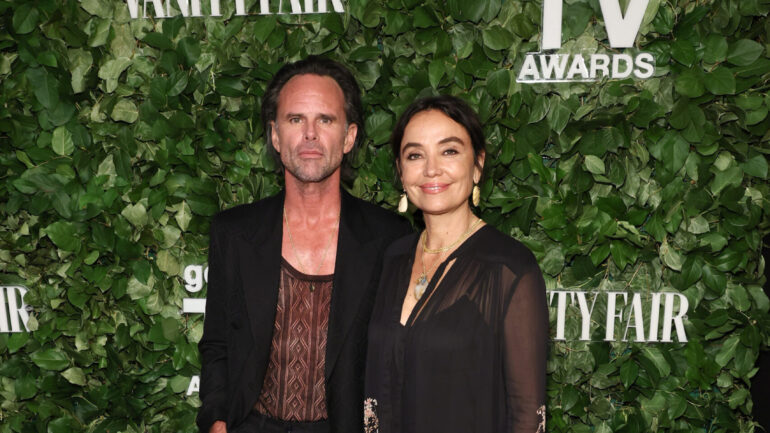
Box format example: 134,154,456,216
80,0,113,18
675,69,705,98
648,131,689,174
584,155,605,175
703,35,728,64
710,166,743,195
728,388,750,410
686,215,709,234
670,40,696,67
703,67,736,95
47,417,75,433
528,95,550,124
111,99,139,123
413,7,437,28
660,239,683,271
126,276,151,300
541,246,565,275
122,203,148,227
26,68,59,109
447,0,486,22
620,360,638,388
175,202,193,231
12,4,39,34
61,367,87,386
177,37,201,67
547,103,571,134
15,376,37,399
726,39,763,66
68,49,94,94
482,26,514,50
486,69,510,98
97,57,131,80
642,347,671,378
141,33,173,50
30,348,69,371
45,222,81,252
51,126,75,156
640,391,667,415
742,155,768,178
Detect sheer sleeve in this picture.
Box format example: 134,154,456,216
503,264,548,433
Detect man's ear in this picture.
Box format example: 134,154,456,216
343,123,358,154
270,121,280,153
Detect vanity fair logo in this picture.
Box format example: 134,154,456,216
549,290,689,343
127,0,344,18
517,0,655,83
0,286,31,333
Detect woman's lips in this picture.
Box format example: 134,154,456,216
420,183,449,194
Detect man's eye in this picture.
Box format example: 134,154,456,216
319,117,332,124
443,148,459,155
289,117,301,124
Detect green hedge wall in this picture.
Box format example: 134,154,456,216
1,0,769,431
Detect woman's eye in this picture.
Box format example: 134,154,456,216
406,153,422,160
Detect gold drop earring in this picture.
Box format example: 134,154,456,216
398,189,408,213
472,184,481,207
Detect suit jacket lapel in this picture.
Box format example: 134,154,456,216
325,191,378,379
238,193,284,353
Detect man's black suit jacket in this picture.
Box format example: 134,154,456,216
197,190,411,433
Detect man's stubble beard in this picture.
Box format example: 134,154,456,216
281,150,344,184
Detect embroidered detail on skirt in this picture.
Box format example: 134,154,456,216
364,397,379,433
536,404,546,433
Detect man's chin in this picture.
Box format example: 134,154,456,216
286,167,337,184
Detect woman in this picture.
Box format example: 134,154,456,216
364,95,548,433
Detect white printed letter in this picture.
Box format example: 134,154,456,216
598,0,650,48
662,293,688,342
605,292,627,341
542,0,563,49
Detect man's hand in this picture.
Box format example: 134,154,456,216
209,421,227,433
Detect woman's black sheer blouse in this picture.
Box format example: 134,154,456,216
364,225,548,433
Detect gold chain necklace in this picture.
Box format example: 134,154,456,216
421,217,483,254
283,207,339,291
414,217,484,300
415,249,445,300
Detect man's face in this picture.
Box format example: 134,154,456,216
271,74,358,183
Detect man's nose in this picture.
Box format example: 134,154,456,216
304,121,318,141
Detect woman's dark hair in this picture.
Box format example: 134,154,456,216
261,56,364,148
390,95,486,174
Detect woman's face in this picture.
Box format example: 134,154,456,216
398,109,483,216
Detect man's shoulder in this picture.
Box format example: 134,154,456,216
211,194,281,234
347,194,402,222
345,193,411,237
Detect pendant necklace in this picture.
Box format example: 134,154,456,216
413,217,484,300
283,207,339,291
414,245,444,300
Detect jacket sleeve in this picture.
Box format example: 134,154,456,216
197,218,229,433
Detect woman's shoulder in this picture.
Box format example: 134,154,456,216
473,224,540,274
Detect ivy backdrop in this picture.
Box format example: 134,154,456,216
1,0,770,431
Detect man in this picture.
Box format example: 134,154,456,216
197,56,411,433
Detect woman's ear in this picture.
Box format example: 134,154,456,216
474,150,486,183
